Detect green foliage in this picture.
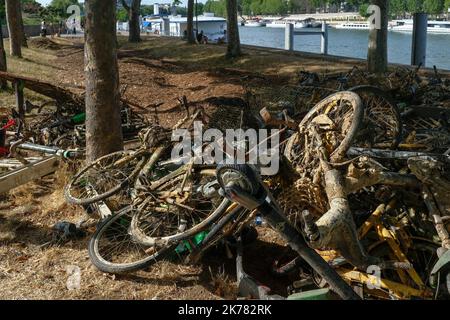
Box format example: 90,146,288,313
241,0,253,15
0,0,43,24
204,0,227,17
117,8,128,22
423,0,444,14
407,0,424,13
140,5,154,16
40,0,82,26
195,3,205,15
49,0,80,15
250,0,262,14
206,0,287,16
22,0,43,14
0,1,4,22
359,3,370,17
390,0,408,16
260,0,288,14
205,0,450,17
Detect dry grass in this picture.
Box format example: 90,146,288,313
208,266,237,299
0,38,68,109
117,35,361,78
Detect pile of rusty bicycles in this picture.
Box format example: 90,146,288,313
63,66,450,300
0,77,148,195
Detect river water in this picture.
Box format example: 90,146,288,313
239,26,450,70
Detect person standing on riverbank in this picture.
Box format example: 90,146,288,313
41,20,47,37
72,18,77,35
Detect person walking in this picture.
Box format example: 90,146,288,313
41,20,47,37
72,18,77,35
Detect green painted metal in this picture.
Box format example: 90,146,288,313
287,288,331,300
175,231,208,254
430,249,450,288
71,113,86,124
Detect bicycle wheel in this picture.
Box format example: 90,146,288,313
88,206,176,274
349,85,402,149
285,91,364,166
129,165,231,247
65,150,148,206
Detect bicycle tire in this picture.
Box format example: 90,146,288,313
88,206,176,274
129,165,232,246
65,150,148,206
285,91,364,163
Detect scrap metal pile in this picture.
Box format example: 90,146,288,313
275,66,450,299
59,66,450,300
3,67,450,300
0,72,148,192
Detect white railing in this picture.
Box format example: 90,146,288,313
285,22,328,55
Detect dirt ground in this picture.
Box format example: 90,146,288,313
1,35,439,300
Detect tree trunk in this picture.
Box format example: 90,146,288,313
122,0,141,43
85,0,123,163
226,0,241,58
187,0,195,43
18,1,27,47
121,0,141,43
5,0,22,57
367,0,388,74
0,22,7,89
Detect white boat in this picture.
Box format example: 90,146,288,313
307,19,322,28
334,22,370,30
294,21,308,29
390,19,450,34
266,20,308,29
245,19,266,27
266,20,287,28
168,13,227,42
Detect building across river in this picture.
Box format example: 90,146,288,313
118,12,227,42
332,19,450,34
167,13,227,41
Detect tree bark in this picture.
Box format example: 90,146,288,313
5,0,22,57
226,0,241,58
187,0,196,43
85,0,123,163
121,0,141,43
18,1,27,47
367,0,388,74
0,22,7,89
